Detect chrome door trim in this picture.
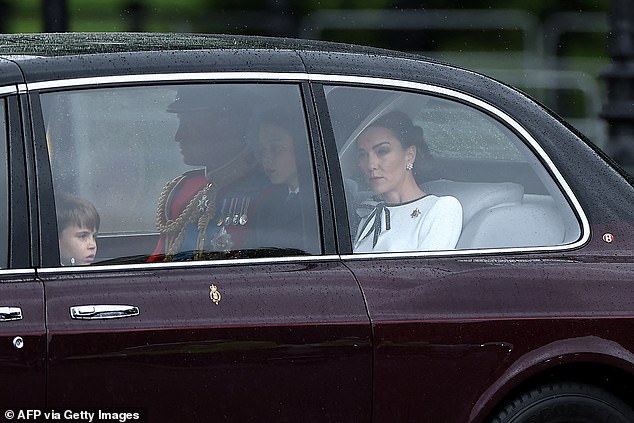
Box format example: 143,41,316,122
37,254,343,274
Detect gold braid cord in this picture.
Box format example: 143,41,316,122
155,148,257,260
156,177,217,258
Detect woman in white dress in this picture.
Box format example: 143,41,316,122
354,111,463,253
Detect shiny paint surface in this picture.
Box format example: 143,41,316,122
42,261,371,421
373,319,634,422
344,238,634,421
0,277,45,409
0,33,632,422
0,58,23,86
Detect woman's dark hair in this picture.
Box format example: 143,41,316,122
256,106,305,144
253,104,311,170
368,110,433,180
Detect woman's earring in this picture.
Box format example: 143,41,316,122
406,163,414,171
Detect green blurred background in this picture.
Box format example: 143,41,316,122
0,0,611,147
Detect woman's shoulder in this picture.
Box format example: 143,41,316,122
425,194,463,215
430,194,461,206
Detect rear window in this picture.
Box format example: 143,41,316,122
325,84,581,253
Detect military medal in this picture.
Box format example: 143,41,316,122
227,198,237,225
217,199,227,226
239,197,250,225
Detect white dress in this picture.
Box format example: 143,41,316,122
354,195,463,253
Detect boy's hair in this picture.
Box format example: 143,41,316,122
56,192,100,234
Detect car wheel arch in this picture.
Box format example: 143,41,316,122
486,379,634,423
470,336,634,422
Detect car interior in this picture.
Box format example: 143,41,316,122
37,81,583,266
326,85,581,250
40,83,322,265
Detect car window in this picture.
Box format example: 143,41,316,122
325,85,581,253
41,83,320,266
0,100,7,267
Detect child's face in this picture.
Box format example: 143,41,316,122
59,225,98,266
258,124,298,189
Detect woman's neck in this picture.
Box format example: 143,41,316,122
383,184,425,204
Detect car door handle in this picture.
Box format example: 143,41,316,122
0,307,22,322
70,305,140,320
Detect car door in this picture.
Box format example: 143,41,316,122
0,88,46,411
319,80,592,422
29,79,371,422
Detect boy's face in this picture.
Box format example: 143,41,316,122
59,225,97,266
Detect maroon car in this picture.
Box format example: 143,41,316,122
0,32,633,422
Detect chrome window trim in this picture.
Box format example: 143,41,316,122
0,269,36,276
28,71,589,266
0,85,18,96
25,72,308,91
36,254,342,275
311,75,590,258
340,247,573,261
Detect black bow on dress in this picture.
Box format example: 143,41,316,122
356,202,391,248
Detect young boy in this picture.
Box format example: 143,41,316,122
56,192,100,266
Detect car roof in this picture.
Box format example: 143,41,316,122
0,32,528,151
0,32,451,83
0,33,552,155
0,32,415,59
0,32,534,137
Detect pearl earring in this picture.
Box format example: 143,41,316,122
406,163,414,171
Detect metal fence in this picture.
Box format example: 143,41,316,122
299,9,609,147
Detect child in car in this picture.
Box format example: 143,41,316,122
56,192,100,266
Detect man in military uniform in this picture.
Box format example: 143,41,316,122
149,85,264,262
